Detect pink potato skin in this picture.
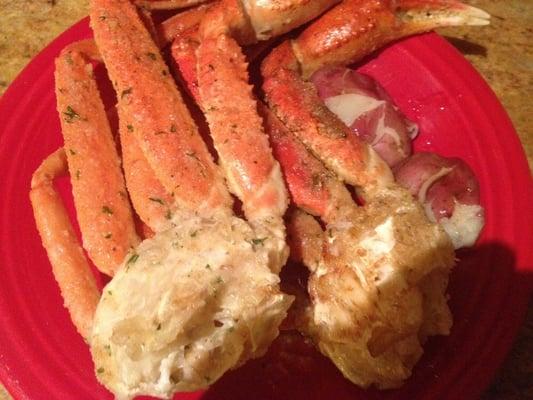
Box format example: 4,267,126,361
311,67,417,167
394,152,481,220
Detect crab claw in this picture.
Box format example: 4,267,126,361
289,0,490,78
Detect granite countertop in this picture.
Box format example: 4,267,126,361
0,0,531,398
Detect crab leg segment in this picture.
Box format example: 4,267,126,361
293,0,490,78
118,110,176,232
55,41,140,276
90,0,231,213
263,48,393,193
171,29,202,102
195,12,289,222
157,3,213,46
260,104,355,223
30,149,101,340
165,0,342,46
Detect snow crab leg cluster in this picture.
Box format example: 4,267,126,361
30,0,489,397
32,0,295,397
257,0,485,387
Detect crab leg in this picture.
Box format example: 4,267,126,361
118,109,177,232
293,0,489,78
55,41,140,276
171,29,202,101
262,0,489,195
194,12,289,223
30,149,101,340
90,0,232,213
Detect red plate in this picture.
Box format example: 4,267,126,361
0,18,532,400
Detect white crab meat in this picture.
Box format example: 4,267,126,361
90,210,293,400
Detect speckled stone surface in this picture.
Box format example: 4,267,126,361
0,1,531,399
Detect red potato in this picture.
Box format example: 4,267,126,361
311,67,418,167
394,152,484,248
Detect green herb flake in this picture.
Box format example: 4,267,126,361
99,15,106,21
185,151,201,162
190,230,198,238
107,290,113,296
75,170,81,180
104,233,112,239
127,253,139,265
215,276,223,285
170,124,177,133
126,124,134,132
102,206,114,215
69,149,77,155
149,197,165,205
63,106,81,123
205,264,211,270
251,237,267,246
97,367,105,374
121,87,132,98
165,210,172,220
311,173,322,188
64,53,73,65
156,323,162,331
146,52,157,60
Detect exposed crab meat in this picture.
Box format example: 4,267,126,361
394,152,484,248
311,66,418,167
92,209,291,396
